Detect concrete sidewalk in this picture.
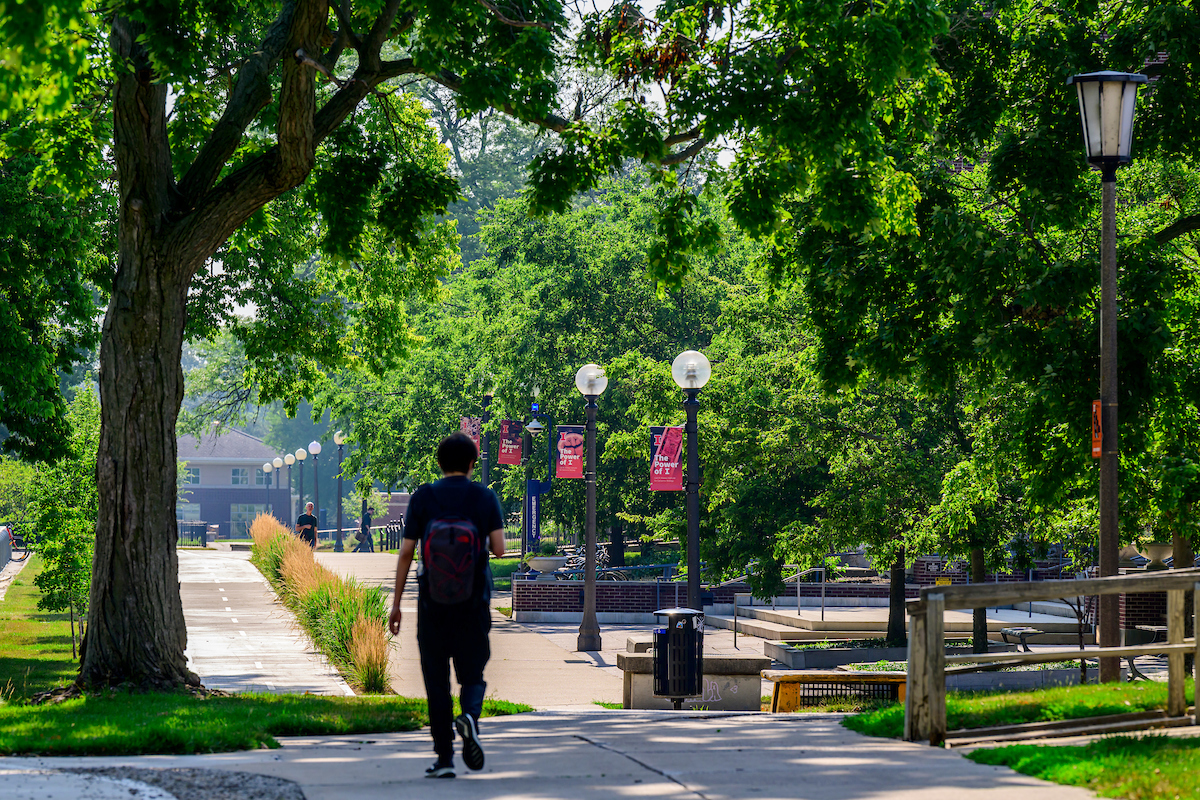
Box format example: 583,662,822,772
0,710,1094,799
179,550,352,695
316,552,627,708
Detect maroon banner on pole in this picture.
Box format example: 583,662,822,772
459,417,481,451
556,425,585,479
498,420,523,465
650,426,684,491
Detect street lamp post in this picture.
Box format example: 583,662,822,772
1067,70,1147,683
672,350,712,612
284,453,295,521
272,457,283,520
262,462,273,515
480,393,493,489
309,440,322,544
334,430,346,552
295,448,307,515
575,364,608,652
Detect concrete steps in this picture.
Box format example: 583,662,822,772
705,607,1095,645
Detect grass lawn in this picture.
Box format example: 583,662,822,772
844,680,1187,738
491,557,521,590
0,556,81,701
0,552,533,756
0,691,529,756
968,735,1200,800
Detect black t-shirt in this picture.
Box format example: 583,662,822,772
296,513,318,538
404,476,503,596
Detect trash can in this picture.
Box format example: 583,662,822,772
652,607,704,708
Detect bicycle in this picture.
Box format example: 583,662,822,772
560,546,627,580
5,524,29,562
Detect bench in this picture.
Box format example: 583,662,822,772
762,669,907,713
1000,627,1045,652
1122,627,1167,681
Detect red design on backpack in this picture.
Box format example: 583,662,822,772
423,513,480,604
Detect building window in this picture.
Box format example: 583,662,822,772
183,467,200,485
230,503,266,537
255,468,269,486
232,468,249,485
176,502,201,522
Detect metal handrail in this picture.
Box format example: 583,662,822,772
783,566,826,620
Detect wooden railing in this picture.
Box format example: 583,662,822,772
904,569,1200,745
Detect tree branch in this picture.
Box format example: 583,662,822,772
661,135,712,166
363,0,405,70
476,0,554,30
422,68,573,132
177,2,298,204
1154,214,1200,246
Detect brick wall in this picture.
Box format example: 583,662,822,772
1120,591,1167,628
513,579,920,613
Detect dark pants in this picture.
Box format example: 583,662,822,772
416,593,491,762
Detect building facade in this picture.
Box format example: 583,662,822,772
177,429,296,538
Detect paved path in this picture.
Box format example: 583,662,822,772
179,550,352,695
0,710,1094,799
0,553,31,601
316,553,627,708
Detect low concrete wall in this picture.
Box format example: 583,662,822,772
765,641,1017,669
617,651,770,711
947,667,1124,691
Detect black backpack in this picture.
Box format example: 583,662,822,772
421,487,481,604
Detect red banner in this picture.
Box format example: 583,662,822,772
460,417,481,452
1091,400,1102,458
556,425,585,479
651,426,684,491
498,420,523,465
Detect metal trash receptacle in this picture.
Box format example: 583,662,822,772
652,607,704,708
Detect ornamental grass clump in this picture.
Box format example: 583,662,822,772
249,514,392,694
349,617,391,694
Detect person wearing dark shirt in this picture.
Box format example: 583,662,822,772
296,502,318,548
389,432,504,779
355,507,374,552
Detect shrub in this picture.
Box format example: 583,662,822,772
249,516,392,694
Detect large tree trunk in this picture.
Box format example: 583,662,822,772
80,18,195,687
970,547,988,654
79,0,375,688
886,547,906,647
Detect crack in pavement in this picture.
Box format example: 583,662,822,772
574,733,711,800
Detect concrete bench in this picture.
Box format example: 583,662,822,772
617,651,770,710
626,635,654,653
762,669,907,712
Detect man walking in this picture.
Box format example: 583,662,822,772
388,432,504,778
296,502,318,548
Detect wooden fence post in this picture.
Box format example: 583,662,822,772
926,593,946,746
1168,589,1186,717
1194,583,1200,726
905,609,927,741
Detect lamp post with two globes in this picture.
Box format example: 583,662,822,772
672,350,712,612
1066,70,1146,682
575,363,608,652
334,430,346,552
